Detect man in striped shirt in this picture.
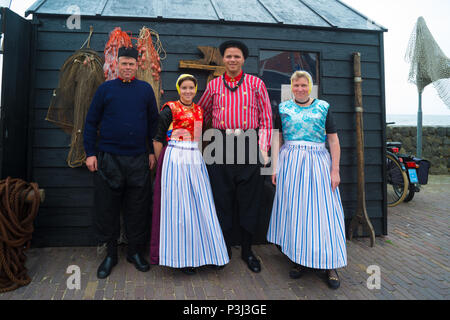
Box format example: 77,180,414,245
198,40,272,273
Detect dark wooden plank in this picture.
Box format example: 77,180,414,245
322,60,380,79
36,31,381,62
331,112,383,130
340,165,383,184
340,148,383,166
32,167,93,187
321,95,382,114
37,187,94,207
33,128,71,148
34,89,53,108
338,130,383,148
32,147,70,168
342,201,384,219
36,49,259,74
338,182,382,202
34,207,92,228
32,226,96,247
36,17,382,46
322,77,380,96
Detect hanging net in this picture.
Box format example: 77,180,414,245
405,16,450,108
136,26,166,109
46,27,105,167
103,27,133,81
103,26,166,109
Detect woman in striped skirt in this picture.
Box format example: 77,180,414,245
152,74,229,274
267,71,347,289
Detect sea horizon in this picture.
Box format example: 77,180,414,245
386,114,450,127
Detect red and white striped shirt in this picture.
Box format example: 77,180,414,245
198,73,273,152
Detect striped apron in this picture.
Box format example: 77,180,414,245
159,140,229,268
267,141,347,269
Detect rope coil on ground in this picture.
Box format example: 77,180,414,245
0,177,40,293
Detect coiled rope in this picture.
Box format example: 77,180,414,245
0,177,40,293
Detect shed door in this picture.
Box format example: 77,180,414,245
0,8,32,179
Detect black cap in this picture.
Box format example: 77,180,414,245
118,46,139,60
219,40,249,59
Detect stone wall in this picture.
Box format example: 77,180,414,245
386,126,450,174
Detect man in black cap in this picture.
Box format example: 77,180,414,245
84,46,159,279
198,40,273,273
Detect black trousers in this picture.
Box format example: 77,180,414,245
206,130,265,247
93,152,151,255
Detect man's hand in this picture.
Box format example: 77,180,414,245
260,149,270,167
149,154,156,170
86,156,98,172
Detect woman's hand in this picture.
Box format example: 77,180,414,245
331,168,340,191
272,173,277,186
149,154,156,170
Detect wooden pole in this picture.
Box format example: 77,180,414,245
348,52,376,247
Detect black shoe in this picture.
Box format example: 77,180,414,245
97,256,118,279
326,269,340,289
242,254,261,273
126,253,150,272
181,267,196,275
208,265,225,270
289,263,304,279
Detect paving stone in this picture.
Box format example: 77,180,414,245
1,176,448,300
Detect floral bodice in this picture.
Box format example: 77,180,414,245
279,99,330,143
165,101,203,142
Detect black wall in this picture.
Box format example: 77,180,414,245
30,15,387,246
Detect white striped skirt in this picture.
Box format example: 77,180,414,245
267,141,347,269
159,140,229,268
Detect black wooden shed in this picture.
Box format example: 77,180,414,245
1,0,388,246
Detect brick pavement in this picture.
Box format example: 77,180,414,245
0,176,448,300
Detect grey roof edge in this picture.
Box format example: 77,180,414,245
25,0,47,17
336,0,388,32
25,13,385,35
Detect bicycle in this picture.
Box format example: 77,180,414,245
385,122,431,206
386,141,409,207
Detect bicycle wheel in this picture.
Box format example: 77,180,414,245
386,153,409,207
403,184,416,202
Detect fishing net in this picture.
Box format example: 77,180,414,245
405,17,450,108
103,26,166,109
46,27,105,167
136,26,166,109
103,27,133,81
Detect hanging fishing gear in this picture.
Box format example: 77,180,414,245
136,26,166,109
46,26,105,168
103,27,133,81
103,26,166,108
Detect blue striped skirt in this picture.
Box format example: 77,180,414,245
159,140,230,268
267,141,347,269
